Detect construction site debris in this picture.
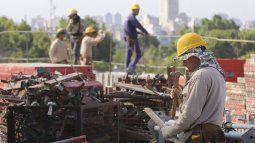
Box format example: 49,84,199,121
0,65,113,143
104,67,182,142
0,61,254,143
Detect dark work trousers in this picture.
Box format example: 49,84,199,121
71,37,81,65
125,40,142,73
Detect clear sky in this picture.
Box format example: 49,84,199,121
1,0,254,23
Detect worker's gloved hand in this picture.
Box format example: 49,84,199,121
98,30,106,38
102,32,106,38
161,126,173,139
70,19,74,24
98,30,104,34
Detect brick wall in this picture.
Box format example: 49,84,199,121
226,55,255,123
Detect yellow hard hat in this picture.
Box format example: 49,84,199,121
68,8,77,16
131,3,140,10
57,28,66,34
176,33,207,57
85,26,96,34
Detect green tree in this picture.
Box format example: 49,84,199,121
29,32,51,58
83,16,99,30
112,47,125,63
198,15,239,34
57,18,69,29
0,16,51,60
167,14,254,59
0,18,33,58
238,30,255,57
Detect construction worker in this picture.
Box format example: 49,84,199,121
49,28,68,64
123,3,149,74
67,8,85,65
80,26,106,65
161,33,226,143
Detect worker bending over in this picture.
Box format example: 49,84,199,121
123,3,149,74
49,28,68,64
80,27,106,65
67,8,85,65
161,33,226,143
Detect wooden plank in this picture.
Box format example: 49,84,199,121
115,83,157,95
144,108,166,128
143,107,181,143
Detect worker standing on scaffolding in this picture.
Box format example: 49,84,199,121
123,3,149,74
161,33,226,143
80,27,106,65
67,8,84,65
49,28,68,64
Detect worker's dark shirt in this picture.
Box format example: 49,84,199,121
123,14,148,39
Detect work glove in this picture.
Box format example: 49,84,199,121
98,30,104,34
98,30,106,38
101,32,106,38
69,19,75,24
161,126,173,139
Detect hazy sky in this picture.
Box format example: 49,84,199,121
1,0,254,23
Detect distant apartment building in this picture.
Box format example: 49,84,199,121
31,16,48,30
114,12,122,26
139,14,162,36
48,16,60,31
242,21,255,29
177,12,190,25
105,13,113,28
112,26,123,41
113,13,123,41
158,0,181,34
138,14,172,46
31,15,60,31
159,0,179,26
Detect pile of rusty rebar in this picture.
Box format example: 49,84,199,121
0,68,112,143
105,67,180,142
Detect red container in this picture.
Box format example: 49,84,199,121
217,59,245,82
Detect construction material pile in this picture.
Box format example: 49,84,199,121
105,67,181,142
0,70,103,106
0,67,120,143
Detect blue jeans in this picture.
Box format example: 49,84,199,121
125,40,142,72
71,38,81,65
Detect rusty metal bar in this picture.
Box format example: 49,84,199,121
52,135,87,143
0,95,22,102
105,92,171,100
45,72,83,85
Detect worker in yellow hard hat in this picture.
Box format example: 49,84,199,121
160,33,226,142
49,28,68,64
123,3,149,74
68,8,77,17
66,8,85,65
80,26,106,65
